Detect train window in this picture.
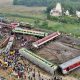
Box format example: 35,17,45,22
51,65,54,67
66,67,69,71
16,30,20,31
23,31,26,32
26,31,29,33
30,32,32,33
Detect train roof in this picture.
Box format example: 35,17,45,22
13,27,47,34
59,56,80,69
19,48,57,68
33,32,60,45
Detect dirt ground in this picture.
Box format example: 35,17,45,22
61,76,79,80
35,41,80,64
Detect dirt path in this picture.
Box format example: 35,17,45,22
0,0,13,5
62,76,79,80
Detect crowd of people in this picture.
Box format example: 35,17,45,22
19,57,62,80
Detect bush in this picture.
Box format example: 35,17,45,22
47,15,80,24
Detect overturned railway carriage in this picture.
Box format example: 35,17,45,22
19,48,57,74
0,22,10,27
0,36,10,48
0,22,18,29
59,56,80,74
32,32,60,48
4,35,15,53
12,27,48,37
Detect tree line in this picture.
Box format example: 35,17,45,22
13,0,80,14
13,0,53,6
46,0,80,14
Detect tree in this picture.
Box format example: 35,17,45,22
13,0,80,15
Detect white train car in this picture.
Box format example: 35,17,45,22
59,56,80,74
19,48,57,74
32,32,60,48
4,35,15,53
12,27,48,37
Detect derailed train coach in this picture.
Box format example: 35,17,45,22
4,35,15,53
32,32,61,48
19,48,57,75
12,27,48,37
0,36,10,48
58,56,80,74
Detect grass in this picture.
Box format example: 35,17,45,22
6,16,34,23
71,72,80,79
4,16,80,37
48,21,80,37
0,3,80,37
36,20,80,37
0,5,46,19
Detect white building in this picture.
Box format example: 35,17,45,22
65,10,70,16
76,11,80,17
50,3,62,16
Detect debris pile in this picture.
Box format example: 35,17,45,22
0,18,80,80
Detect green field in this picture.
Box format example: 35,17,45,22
48,21,80,36
0,5,46,19
1,15,80,37
0,4,80,37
